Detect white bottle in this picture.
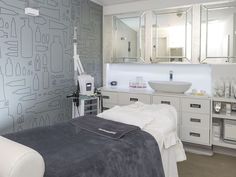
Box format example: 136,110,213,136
217,79,225,97
225,80,230,98
226,104,231,115
231,78,236,98
234,83,236,99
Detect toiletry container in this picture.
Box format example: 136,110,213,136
223,120,236,143
213,122,221,141
225,80,230,98
226,103,232,115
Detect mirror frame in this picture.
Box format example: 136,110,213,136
200,2,236,63
152,7,193,63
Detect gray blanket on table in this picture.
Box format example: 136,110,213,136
4,116,165,177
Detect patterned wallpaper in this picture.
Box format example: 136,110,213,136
0,0,103,135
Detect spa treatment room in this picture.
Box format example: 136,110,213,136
0,0,236,177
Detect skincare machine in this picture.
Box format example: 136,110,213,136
67,27,98,119
73,27,94,96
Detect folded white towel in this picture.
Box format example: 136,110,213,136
97,104,154,129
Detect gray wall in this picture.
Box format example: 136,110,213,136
0,0,103,135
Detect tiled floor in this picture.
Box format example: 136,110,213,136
178,153,236,177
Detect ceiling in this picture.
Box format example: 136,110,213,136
96,0,148,6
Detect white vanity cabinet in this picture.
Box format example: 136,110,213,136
101,89,212,146
101,91,151,108
102,91,118,109
180,98,211,146
153,95,180,111
118,93,151,105
153,95,181,136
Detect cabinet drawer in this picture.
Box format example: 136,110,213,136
102,92,118,108
181,126,210,145
118,93,151,105
182,113,210,128
182,98,210,114
153,96,180,111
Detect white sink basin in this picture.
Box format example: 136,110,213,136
148,81,192,93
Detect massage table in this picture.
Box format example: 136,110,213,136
0,102,186,177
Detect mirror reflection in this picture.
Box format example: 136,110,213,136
152,8,192,63
201,2,236,63
112,13,145,63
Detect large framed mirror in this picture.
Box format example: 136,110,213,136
201,1,236,63
112,12,146,63
152,7,192,63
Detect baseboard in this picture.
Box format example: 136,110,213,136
183,142,213,156
183,142,236,157
213,146,236,157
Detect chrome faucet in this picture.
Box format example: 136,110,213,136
169,70,173,81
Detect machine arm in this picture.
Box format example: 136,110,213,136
72,27,95,96
73,27,85,76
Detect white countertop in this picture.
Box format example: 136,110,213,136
101,87,211,99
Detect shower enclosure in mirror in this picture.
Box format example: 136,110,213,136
112,12,145,63
201,1,236,63
152,7,192,63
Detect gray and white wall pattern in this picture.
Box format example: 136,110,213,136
0,0,103,135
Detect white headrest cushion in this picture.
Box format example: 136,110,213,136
0,136,45,177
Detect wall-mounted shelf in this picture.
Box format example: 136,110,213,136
213,97,236,103
212,98,236,150
212,112,236,121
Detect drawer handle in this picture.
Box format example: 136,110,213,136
161,101,171,105
190,132,201,137
130,98,138,102
190,104,201,109
102,96,110,99
190,118,201,123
